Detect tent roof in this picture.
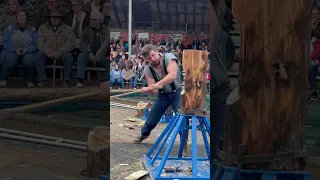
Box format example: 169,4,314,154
110,0,210,33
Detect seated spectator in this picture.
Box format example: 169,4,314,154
76,11,108,87
181,37,188,49
0,9,37,87
76,11,109,87
110,64,122,89
110,60,116,71
203,35,209,46
0,0,20,41
134,64,146,88
121,64,133,88
192,37,200,50
23,0,47,29
34,8,76,87
64,0,89,48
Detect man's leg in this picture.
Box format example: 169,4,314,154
128,77,134,88
110,77,115,88
34,51,47,85
62,52,73,86
133,77,138,88
21,53,35,86
142,79,147,87
309,64,318,100
76,53,88,87
120,78,125,88
210,85,232,159
0,50,18,87
134,94,171,143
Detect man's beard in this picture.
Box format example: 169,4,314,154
152,60,160,66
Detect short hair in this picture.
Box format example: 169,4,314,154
141,44,158,59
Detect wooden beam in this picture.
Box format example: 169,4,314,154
110,0,121,28
201,3,205,33
222,0,311,170
166,2,171,31
175,0,179,31
193,0,196,33
119,0,127,27
156,0,162,31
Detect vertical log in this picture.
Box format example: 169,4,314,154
181,50,208,115
227,0,311,170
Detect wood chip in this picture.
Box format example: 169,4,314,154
125,170,148,180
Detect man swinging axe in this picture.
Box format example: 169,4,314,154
133,44,183,145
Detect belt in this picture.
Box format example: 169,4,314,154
159,87,181,94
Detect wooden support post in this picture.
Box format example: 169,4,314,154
83,126,109,178
221,0,311,171
181,50,208,115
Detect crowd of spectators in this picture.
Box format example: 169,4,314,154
0,0,110,88
109,35,211,89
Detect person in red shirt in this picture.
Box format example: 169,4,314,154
310,8,320,100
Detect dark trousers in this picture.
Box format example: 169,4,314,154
309,64,318,91
210,84,232,176
141,89,182,136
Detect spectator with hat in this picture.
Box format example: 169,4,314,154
34,8,76,87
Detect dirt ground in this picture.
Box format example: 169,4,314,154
0,138,88,180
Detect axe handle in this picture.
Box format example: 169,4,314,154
110,90,141,98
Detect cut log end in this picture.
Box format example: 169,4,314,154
85,126,110,178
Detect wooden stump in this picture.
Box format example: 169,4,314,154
136,102,152,118
220,0,311,171
83,126,109,178
181,50,208,115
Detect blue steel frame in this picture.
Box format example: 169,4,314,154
142,113,210,180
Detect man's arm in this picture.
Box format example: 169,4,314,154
145,74,158,96
154,59,178,88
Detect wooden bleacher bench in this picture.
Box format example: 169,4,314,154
45,65,106,81
16,64,106,81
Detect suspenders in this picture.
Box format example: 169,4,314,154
148,56,177,93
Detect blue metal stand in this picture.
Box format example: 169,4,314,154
212,163,311,180
142,113,210,179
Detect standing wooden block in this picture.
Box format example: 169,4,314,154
181,50,208,115
220,0,310,171
82,126,110,178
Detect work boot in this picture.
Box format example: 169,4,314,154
133,135,148,143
